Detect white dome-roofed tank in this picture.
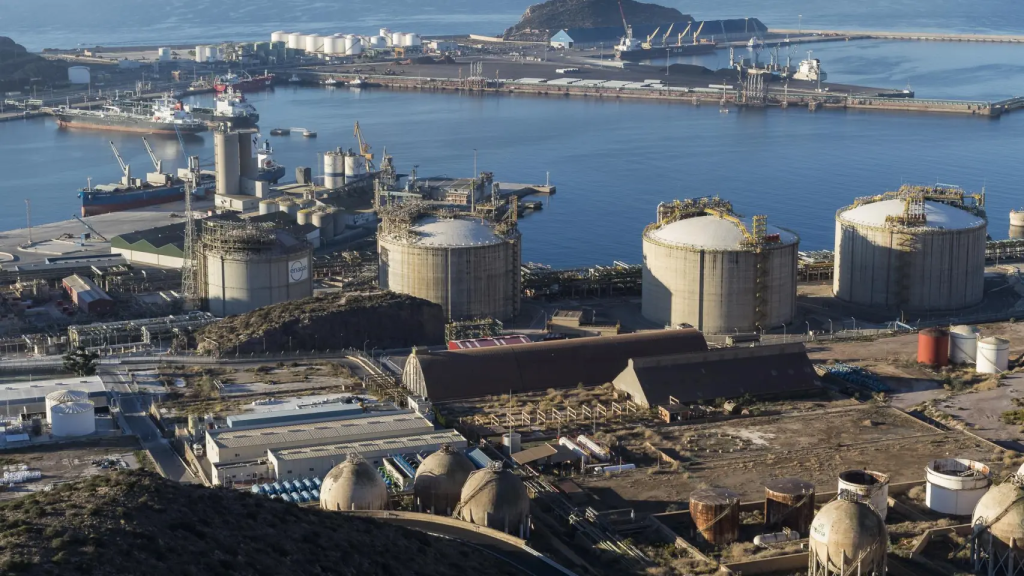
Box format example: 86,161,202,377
808,491,887,576
455,462,530,537
369,36,388,49
50,401,95,437
977,337,1010,374
378,213,521,321
404,33,421,47
343,36,357,55
304,34,322,54
320,453,389,511
641,197,798,333
287,33,303,49
414,444,476,515
271,31,287,43
322,36,339,55
392,32,405,47
971,474,1024,565
833,186,986,311
837,469,890,521
45,389,88,420
380,28,392,39
950,325,982,364
348,39,363,56
925,458,991,515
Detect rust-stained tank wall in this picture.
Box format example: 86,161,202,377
689,487,739,546
917,327,950,366
764,477,816,535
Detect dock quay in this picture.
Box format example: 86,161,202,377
771,28,1024,44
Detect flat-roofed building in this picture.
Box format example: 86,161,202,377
268,430,467,481
225,403,367,429
63,274,115,315
205,411,433,465
0,375,107,415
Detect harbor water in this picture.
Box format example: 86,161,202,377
3,85,1023,268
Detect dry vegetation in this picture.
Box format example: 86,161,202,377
0,471,529,575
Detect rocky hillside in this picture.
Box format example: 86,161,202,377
508,0,689,34
196,292,445,355
0,471,529,575
0,37,68,91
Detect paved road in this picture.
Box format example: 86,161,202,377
101,369,198,484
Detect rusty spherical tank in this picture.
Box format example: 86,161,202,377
764,477,816,536
972,476,1024,551
917,327,950,367
414,444,475,516
808,495,887,575
689,487,740,546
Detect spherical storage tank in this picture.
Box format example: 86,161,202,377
917,327,949,366
808,494,887,576
456,462,530,535
977,336,1009,374
200,220,313,317
320,453,389,511
690,487,740,545
414,444,475,515
833,195,986,311
641,199,798,333
271,31,287,43
950,325,981,364
972,475,1024,561
45,389,88,419
925,458,990,515
68,66,91,85
378,215,521,320
50,401,95,437
287,33,303,49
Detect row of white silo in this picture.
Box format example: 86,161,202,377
195,45,221,63
270,30,417,54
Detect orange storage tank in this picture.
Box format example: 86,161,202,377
918,328,950,366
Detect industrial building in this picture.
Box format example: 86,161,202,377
833,185,987,311
401,329,709,402
205,411,434,466
225,403,367,429
63,274,115,315
641,198,799,333
0,376,108,415
198,219,313,317
610,342,820,407
378,205,521,321
270,430,466,482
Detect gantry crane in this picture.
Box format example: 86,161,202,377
141,136,162,173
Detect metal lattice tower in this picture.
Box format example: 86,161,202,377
180,155,200,302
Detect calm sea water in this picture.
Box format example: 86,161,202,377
4,0,1024,52
3,86,1023,268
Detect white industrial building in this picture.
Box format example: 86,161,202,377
270,430,467,482
0,376,107,416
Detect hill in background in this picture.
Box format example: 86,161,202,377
0,37,69,92
0,471,527,575
507,0,689,35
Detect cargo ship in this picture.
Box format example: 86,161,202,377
214,70,274,93
79,139,214,216
615,21,717,62
185,87,260,128
55,97,207,135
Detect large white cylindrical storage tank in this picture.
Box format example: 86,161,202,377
214,129,241,197
392,32,404,47
50,401,95,437
369,36,387,49
343,36,357,55
45,389,88,420
925,458,991,515
312,210,335,243
287,33,303,49
378,216,521,320
977,337,1010,374
833,197,986,312
380,28,392,39
949,325,981,364
208,46,220,62
271,31,287,43
344,154,365,183
194,46,206,63
405,33,421,47
348,40,363,56
322,36,339,55
641,202,798,333
157,47,172,61
305,34,322,53
259,199,278,215
68,66,91,84
324,151,345,189
838,469,890,521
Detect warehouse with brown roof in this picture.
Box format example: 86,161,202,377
611,342,820,407
401,329,709,402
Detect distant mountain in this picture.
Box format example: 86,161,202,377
0,37,69,91
508,0,690,34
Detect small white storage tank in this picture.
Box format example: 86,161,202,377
157,47,172,61
502,432,521,455
324,151,345,189
68,66,91,84
369,36,387,49
404,33,421,47
50,401,95,437
312,210,335,243
925,458,991,515
838,469,890,521
977,337,1010,374
392,32,405,47
271,31,288,43
259,199,278,215
305,34,322,53
949,325,981,364
287,33,303,49
194,46,207,63
297,209,313,226
278,198,298,216
45,389,88,419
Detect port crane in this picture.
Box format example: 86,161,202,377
660,23,674,46
641,27,660,49
692,20,706,44
141,136,162,173
676,22,692,46
109,141,131,185
353,121,375,170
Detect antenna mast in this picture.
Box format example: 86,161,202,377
181,155,200,305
